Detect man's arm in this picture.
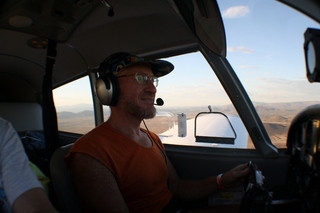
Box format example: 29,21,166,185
167,159,250,201
12,188,57,213
69,153,129,213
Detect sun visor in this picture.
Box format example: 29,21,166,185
174,0,226,57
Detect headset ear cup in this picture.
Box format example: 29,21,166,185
96,75,119,106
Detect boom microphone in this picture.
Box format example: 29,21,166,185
154,98,164,106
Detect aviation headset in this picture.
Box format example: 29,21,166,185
96,62,119,106
95,52,174,106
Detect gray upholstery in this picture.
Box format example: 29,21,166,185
50,144,83,213
0,102,43,132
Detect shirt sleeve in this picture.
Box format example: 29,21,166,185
0,118,42,206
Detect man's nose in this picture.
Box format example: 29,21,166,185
144,79,157,93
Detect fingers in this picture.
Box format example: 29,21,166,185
230,163,251,176
237,163,250,171
221,162,258,189
240,165,251,177
230,163,248,172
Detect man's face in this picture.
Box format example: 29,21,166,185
116,63,157,120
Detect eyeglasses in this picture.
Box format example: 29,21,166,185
116,72,159,87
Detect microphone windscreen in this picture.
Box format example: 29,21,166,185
156,98,164,106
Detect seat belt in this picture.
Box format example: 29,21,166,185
42,39,60,166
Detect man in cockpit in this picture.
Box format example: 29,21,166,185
66,52,250,213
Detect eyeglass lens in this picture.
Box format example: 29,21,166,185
135,72,158,87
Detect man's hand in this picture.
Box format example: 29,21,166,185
220,163,251,189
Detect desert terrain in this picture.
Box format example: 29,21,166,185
57,101,320,149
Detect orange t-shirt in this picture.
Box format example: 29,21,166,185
65,122,172,212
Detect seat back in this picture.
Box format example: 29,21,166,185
50,144,83,213
0,102,43,132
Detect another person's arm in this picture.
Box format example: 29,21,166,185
0,119,57,213
12,188,57,213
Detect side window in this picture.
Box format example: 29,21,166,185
217,0,320,149
53,76,94,134
143,52,251,149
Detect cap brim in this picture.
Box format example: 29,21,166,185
148,60,174,77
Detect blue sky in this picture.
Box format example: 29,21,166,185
158,0,320,107
217,0,320,104
54,0,320,109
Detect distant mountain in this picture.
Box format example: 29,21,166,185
253,101,320,110
266,115,288,123
263,123,288,136
56,101,320,120
56,104,93,113
57,110,94,119
253,101,320,118
57,107,110,119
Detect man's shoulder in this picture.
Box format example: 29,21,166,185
83,122,112,136
75,122,121,145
